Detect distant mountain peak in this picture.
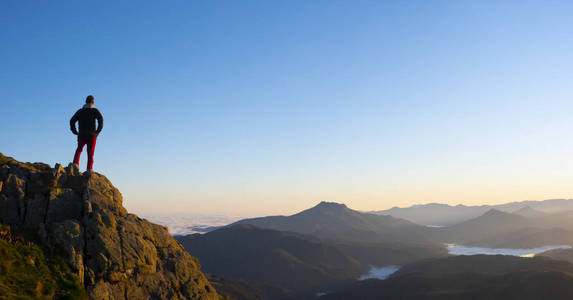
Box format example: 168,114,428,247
314,201,348,210
458,208,528,226
482,208,513,217
455,208,527,225
230,200,426,243
513,206,546,218
374,199,573,227
515,205,533,212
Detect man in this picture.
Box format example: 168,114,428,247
70,95,103,171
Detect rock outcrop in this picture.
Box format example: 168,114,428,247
0,153,221,300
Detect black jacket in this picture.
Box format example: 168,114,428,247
70,107,103,138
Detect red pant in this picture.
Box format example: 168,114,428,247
73,137,97,170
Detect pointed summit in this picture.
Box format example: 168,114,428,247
481,208,511,217
314,201,348,209
304,201,350,214
230,200,428,243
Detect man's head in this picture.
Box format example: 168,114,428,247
86,95,94,104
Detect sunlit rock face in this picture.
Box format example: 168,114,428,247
0,153,221,300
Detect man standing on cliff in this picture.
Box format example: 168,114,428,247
70,95,103,171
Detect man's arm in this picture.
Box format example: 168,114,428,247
70,111,79,135
95,109,103,134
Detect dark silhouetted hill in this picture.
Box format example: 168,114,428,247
395,254,573,276
332,239,447,268
539,248,573,264
320,255,573,300
206,274,266,300
177,223,447,299
176,224,364,297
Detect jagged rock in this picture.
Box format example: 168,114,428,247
66,162,81,176
53,220,85,283
1,174,24,224
0,153,221,300
24,193,48,226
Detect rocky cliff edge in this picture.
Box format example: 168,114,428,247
0,153,221,300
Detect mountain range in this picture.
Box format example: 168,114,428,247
230,201,435,244
180,199,573,298
176,205,447,299
434,208,573,248
373,199,573,226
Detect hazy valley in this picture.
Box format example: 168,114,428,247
168,198,573,299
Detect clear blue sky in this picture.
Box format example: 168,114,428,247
1,1,573,216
